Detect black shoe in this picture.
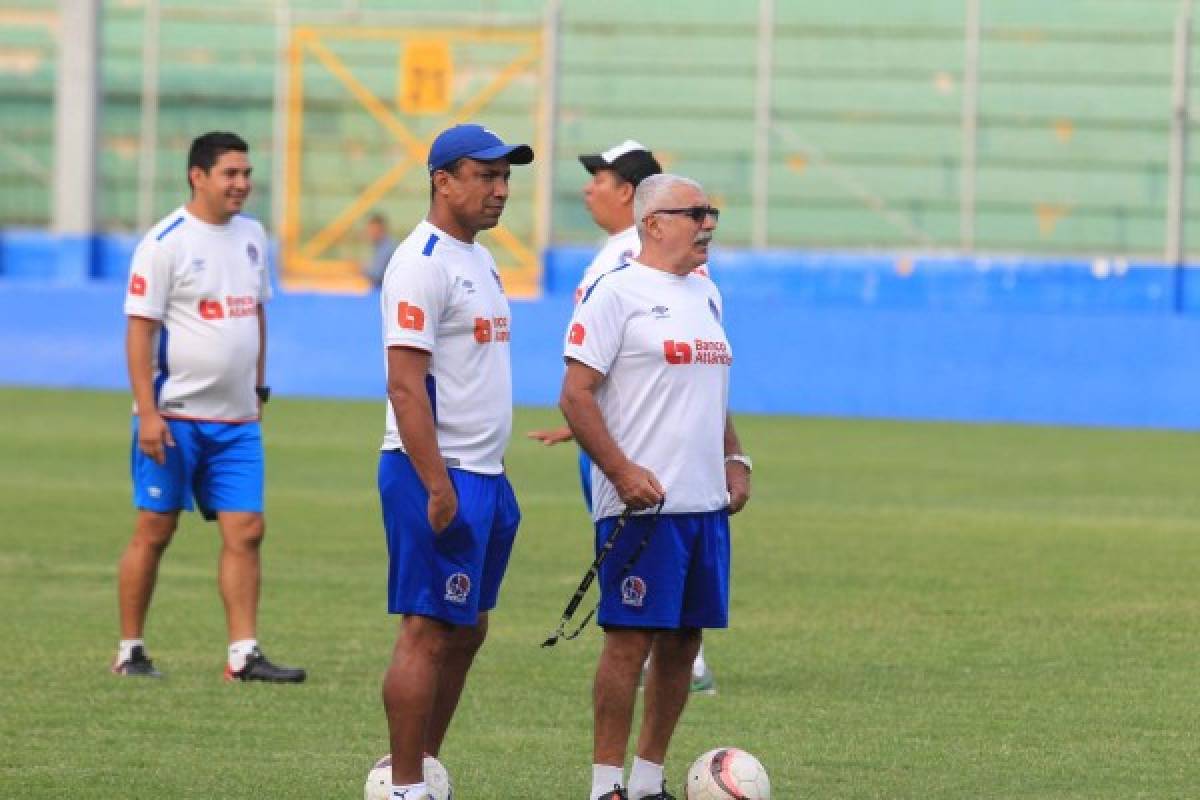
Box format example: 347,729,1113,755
111,645,163,678
639,785,676,800
596,788,628,800
224,647,306,683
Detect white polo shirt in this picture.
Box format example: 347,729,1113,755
123,207,271,422
380,220,513,475
564,260,732,520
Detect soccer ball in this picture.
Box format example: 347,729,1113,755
684,747,770,800
364,754,453,800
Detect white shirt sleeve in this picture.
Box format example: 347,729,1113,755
383,251,449,353
123,239,172,320
564,281,625,376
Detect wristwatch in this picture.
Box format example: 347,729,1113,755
255,385,271,404
724,453,753,473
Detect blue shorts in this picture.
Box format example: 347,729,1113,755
596,510,730,630
378,450,521,626
130,418,264,521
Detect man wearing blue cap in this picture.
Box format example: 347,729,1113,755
377,123,533,800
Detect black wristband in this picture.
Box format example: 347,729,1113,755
255,386,271,404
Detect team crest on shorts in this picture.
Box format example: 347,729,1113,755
445,572,472,604
621,576,647,607
246,242,259,264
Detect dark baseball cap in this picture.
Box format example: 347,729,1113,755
579,140,662,187
427,124,534,173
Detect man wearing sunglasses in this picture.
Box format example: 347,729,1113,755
377,123,533,800
528,141,719,695
560,174,752,800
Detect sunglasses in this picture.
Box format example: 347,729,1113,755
649,205,720,223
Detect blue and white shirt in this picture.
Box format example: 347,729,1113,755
565,260,731,520
124,207,270,422
380,220,513,475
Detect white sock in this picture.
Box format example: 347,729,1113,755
118,638,145,664
628,757,664,799
591,764,624,799
388,782,427,800
692,644,708,677
390,782,426,799
227,638,258,672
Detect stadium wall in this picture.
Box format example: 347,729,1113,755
1,232,1199,430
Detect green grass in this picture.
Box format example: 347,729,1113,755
2,387,1200,799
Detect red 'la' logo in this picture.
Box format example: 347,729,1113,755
663,340,692,365
198,299,224,320
397,301,425,331
129,274,146,296
568,323,586,346
474,317,493,343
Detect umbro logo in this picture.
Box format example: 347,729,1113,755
651,305,670,319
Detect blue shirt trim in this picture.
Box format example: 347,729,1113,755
580,264,628,305
422,234,439,257
153,327,169,405
424,373,437,424
155,216,185,241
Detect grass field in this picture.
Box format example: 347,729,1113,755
3,387,1200,799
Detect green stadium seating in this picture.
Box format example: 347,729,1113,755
0,0,1197,256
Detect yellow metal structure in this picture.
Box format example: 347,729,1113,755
282,25,545,296
399,40,453,115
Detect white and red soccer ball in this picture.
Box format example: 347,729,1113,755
684,747,770,800
364,754,452,800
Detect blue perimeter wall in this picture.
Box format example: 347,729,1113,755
1,230,1199,429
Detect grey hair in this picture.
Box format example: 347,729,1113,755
634,173,704,234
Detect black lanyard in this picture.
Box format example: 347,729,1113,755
541,501,664,648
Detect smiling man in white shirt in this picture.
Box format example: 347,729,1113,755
116,131,304,684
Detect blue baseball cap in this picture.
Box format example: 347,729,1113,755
427,124,534,173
